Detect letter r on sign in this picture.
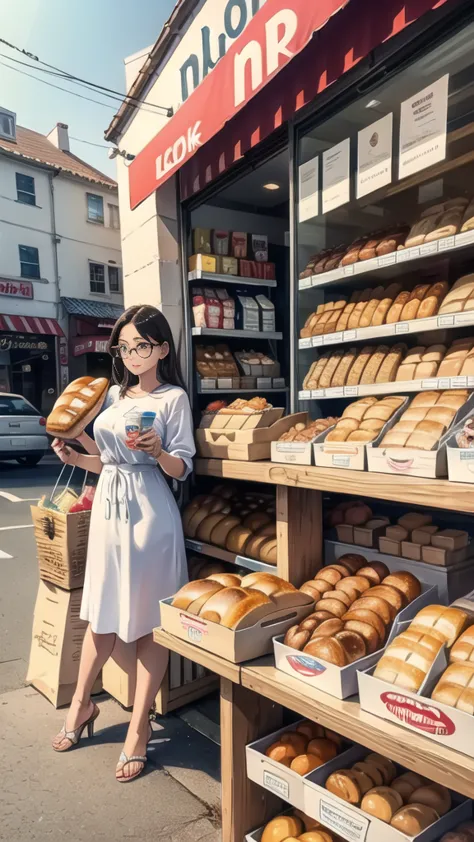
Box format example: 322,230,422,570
266,9,297,75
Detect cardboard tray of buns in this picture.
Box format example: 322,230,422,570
313,398,409,472
273,584,437,700
199,406,284,430
367,393,474,479
302,744,470,842
159,593,313,663
246,720,355,811
358,619,474,759
195,412,306,461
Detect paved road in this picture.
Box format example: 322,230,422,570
0,454,61,693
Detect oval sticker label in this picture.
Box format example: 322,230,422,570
381,692,455,736
287,654,326,677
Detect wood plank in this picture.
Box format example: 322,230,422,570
153,628,241,683
241,660,474,798
277,486,323,585
195,459,474,514
166,674,219,711
221,678,283,842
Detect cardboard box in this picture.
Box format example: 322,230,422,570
255,295,276,332
197,412,304,461
26,581,101,707
188,253,217,273
199,406,285,430
273,585,437,699
31,505,90,590
271,439,314,466
159,594,313,664
193,228,212,254
246,720,354,810
217,255,238,275
235,352,280,379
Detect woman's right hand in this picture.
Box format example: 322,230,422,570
52,438,78,466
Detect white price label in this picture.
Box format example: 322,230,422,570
451,376,468,388
454,312,474,326
398,246,419,262
377,253,396,267
422,379,439,390
332,455,351,468
299,277,311,289
325,332,343,345
438,378,450,389
438,235,456,251
456,230,474,246
262,771,289,800
300,338,312,349
299,391,311,400
329,387,344,397
460,451,474,462
395,322,409,334
312,336,323,347
343,265,355,276
319,798,370,842
420,241,439,256
312,389,325,398
344,386,359,397
438,314,455,327
343,330,357,342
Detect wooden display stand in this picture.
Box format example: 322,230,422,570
155,460,474,842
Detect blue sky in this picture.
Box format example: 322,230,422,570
0,0,176,178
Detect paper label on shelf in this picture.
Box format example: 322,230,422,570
438,314,455,328
263,771,289,800
397,246,419,262
300,338,312,349
399,74,449,179
275,442,307,454
454,312,474,326
298,155,319,222
420,241,439,257
451,376,468,388
456,230,474,247
325,333,343,345
357,113,393,199
438,235,456,251
438,378,451,389
322,138,350,213
343,265,355,277
344,386,359,397
343,330,357,342
395,322,409,334
299,390,311,400
329,387,344,397
299,277,312,290
312,389,325,399
319,798,370,842
377,253,396,268
332,455,351,468
422,379,439,390
312,336,323,347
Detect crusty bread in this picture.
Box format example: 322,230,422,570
417,281,449,319
46,376,109,438
172,579,224,611
346,347,373,386
331,348,357,388
400,284,431,321
375,344,406,383
386,291,410,324
360,346,389,385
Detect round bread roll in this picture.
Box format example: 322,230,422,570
296,721,326,740
367,585,404,615
315,598,347,619
199,586,257,624
299,833,333,842
196,511,231,542
391,771,426,800
325,769,361,804
300,580,333,599
172,580,223,611
345,503,373,525
261,815,304,842
293,809,323,832
316,568,344,586
343,620,381,654
290,754,324,775
280,731,308,755
303,636,347,666
357,562,390,585
409,784,451,815
258,538,277,565
351,768,375,796
390,804,440,834
361,786,404,822
352,761,384,788
326,563,351,578
283,625,312,651
334,630,367,663
365,753,397,785
350,596,392,626
312,610,337,623
311,618,344,638
245,533,274,561
306,737,338,762
265,741,298,763
337,553,368,573
242,512,271,532
186,501,227,537
383,572,421,602
299,615,322,633
322,590,353,609
336,575,371,595
207,573,242,588
210,515,242,547
342,608,386,641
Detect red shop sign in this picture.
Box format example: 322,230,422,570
128,0,348,209
0,279,34,299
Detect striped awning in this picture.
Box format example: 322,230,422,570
0,314,64,336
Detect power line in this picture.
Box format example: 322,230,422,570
70,136,110,149
0,36,173,117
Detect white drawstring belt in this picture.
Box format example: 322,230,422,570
101,463,157,523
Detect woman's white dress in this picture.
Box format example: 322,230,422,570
80,384,195,642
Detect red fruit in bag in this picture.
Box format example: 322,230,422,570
69,485,96,512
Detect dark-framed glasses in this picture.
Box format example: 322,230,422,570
111,341,159,360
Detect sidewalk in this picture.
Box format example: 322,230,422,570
0,686,221,842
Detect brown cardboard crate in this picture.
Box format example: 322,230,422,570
195,413,306,461
31,505,90,590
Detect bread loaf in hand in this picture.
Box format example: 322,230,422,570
46,376,109,439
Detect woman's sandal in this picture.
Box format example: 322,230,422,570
116,721,154,783
52,703,100,752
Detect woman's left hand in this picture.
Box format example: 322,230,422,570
135,429,163,460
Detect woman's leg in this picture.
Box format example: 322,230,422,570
116,634,169,780
53,625,116,749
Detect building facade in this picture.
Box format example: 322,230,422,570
0,113,123,412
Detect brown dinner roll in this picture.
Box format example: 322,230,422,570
315,598,347,619
316,568,344,586
326,563,351,578
284,625,312,650
365,753,397,784
300,579,333,599
343,620,381,654
290,754,324,775
337,553,368,573
322,590,353,609
361,786,404,822
351,768,375,796
293,810,323,832
306,737,338,762
391,771,426,800
326,769,361,804
299,832,334,842
368,585,404,615
303,636,347,666
342,608,386,641
265,741,298,764
311,618,345,638
335,630,367,663
261,815,304,842
352,761,384,788
357,562,390,585
296,720,326,740
350,596,392,626
324,729,343,748
390,804,440,834
409,784,451,815
280,731,308,755
383,571,421,602
312,610,338,623
336,575,372,595
299,615,323,632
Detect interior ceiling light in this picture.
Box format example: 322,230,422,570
263,182,280,190
366,99,382,109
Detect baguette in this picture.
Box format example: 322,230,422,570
416,281,449,319
358,286,385,328
400,284,431,321
319,351,344,389
46,376,109,438
375,344,406,383
360,346,390,385
346,347,373,386
386,291,411,324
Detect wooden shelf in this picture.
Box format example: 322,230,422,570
195,458,474,514
153,628,241,683
241,659,474,798
185,539,278,574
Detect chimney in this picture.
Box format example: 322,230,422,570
47,122,70,152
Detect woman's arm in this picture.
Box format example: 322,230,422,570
76,431,100,456
157,449,186,479
52,439,103,474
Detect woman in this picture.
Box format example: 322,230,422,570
51,305,195,782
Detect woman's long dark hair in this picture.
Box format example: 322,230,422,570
108,305,186,397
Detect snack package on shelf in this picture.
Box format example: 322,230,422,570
193,228,212,254
188,254,217,273
195,345,240,379
212,230,230,255
192,287,236,329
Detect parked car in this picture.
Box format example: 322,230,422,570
0,392,48,466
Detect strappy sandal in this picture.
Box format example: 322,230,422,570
52,703,100,752
116,721,154,783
